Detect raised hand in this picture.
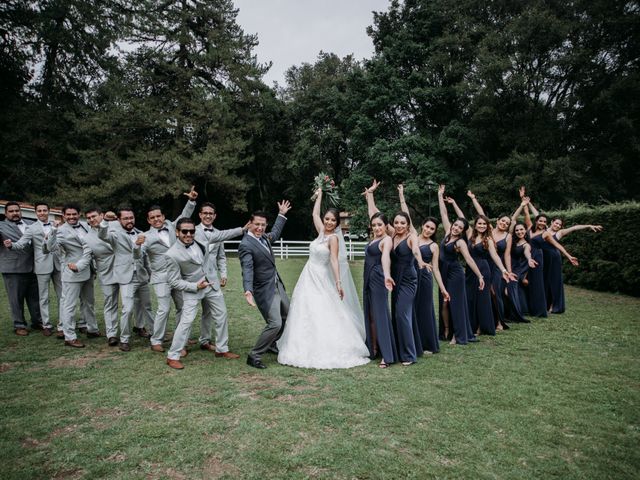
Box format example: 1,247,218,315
104,211,117,221
467,190,475,199
444,196,455,205
362,179,381,196
519,186,526,199
438,184,445,196
277,200,292,215
397,184,404,195
183,185,198,201
590,225,603,232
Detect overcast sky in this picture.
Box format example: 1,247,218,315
233,0,391,86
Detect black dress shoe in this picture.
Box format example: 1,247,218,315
108,337,119,346
246,356,267,369
133,327,151,338
119,342,131,352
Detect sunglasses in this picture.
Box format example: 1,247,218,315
180,229,196,235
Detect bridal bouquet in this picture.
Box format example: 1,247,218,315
311,172,340,210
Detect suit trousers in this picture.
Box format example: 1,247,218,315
120,281,154,343
201,288,229,352
2,272,42,329
100,283,120,339
249,281,289,360
167,288,217,360
150,282,183,346
36,269,62,329
61,279,97,341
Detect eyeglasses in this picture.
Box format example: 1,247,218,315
180,229,196,235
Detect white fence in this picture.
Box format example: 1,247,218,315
223,239,369,260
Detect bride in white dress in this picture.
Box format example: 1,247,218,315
277,189,370,369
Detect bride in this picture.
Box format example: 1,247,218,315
277,188,370,369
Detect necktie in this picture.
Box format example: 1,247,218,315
260,236,270,250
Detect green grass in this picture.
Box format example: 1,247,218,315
0,258,638,479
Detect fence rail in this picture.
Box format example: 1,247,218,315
223,239,369,260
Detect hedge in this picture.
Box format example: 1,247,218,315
542,202,640,297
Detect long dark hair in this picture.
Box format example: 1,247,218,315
512,222,529,244
534,213,549,232
445,217,469,244
323,208,339,222
470,214,493,251
370,211,389,226
421,217,439,242
392,211,411,226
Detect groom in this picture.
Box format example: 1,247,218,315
239,200,291,369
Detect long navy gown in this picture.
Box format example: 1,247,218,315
508,243,531,323
542,234,565,313
438,239,476,345
527,232,549,317
490,235,509,327
414,242,440,353
363,239,398,364
391,238,421,363
466,241,496,335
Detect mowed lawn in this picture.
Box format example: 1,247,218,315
0,257,638,480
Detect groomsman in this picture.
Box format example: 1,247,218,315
0,201,42,335
98,207,154,351
195,202,240,359
143,187,197,352
164,217,246,369
5,202,61,336
46,204,98,347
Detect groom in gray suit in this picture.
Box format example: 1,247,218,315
239,201,291,369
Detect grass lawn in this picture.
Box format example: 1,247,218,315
0,257,638,479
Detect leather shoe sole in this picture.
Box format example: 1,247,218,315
64,339,85,348
166,359,184,370
14,328,29,336
246,356,267,369
150,344,165,353
216,351,240,359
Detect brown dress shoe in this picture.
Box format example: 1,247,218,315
215,351,240,359
133,327,151,338
56,331,65,339
200,342,216,352
166,358,184,370
64,339,85,348
14,328,29,336
43,328,53,337
78,326,88,334
180,348,188,358
150,344,165,353
119,342,131,352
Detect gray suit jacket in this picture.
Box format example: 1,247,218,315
45,222,93,282
143,200,196,285
0,219,34,274
195,224,229,286
238,214,287,318
97,221,150,284
10,221,61,274
165,227,244,293
83,228,117,286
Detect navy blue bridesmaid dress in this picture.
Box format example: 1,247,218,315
438,239,476,344
363,239,398,364
490,236,508,326
507,243,531,323
466,241,496,335
390,238,421,363
414,242,440,353
542,234,565,313
527,232,549,317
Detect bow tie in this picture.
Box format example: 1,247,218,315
126,231,136,235
185,242,194,248
15,221,24,225
42,223,51,226
204,228,214,232
72,225,83,229
158,227,168,232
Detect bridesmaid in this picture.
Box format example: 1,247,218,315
361,211,397,368
437,185,484,345
398,185,449,354
544,218,602,313
467,191,515,330
505,222,537,321
364,181,429,366
442,196,514,336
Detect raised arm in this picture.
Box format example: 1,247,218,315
523,202,532,231
172,185,198,225
398,184,417,236
446,195,472,239
363,179,382,219
312,188,324,235
328,235,344,300
429,243,450,302
556,224,603,241
438,184,452,233
543,231,579,266
467,190,486,217
266,200,291,244
509,197,529,233
457,239,485,290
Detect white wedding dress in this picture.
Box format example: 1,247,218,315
277,232,370,369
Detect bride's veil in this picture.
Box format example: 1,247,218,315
335,227,366,338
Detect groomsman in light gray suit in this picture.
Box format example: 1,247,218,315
143,187,198,352
195,202,239,359
239,201,291,369
46,204,98,347
164,217,246,369
6,202,62,336
98,207,154,352
0,201,42,335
